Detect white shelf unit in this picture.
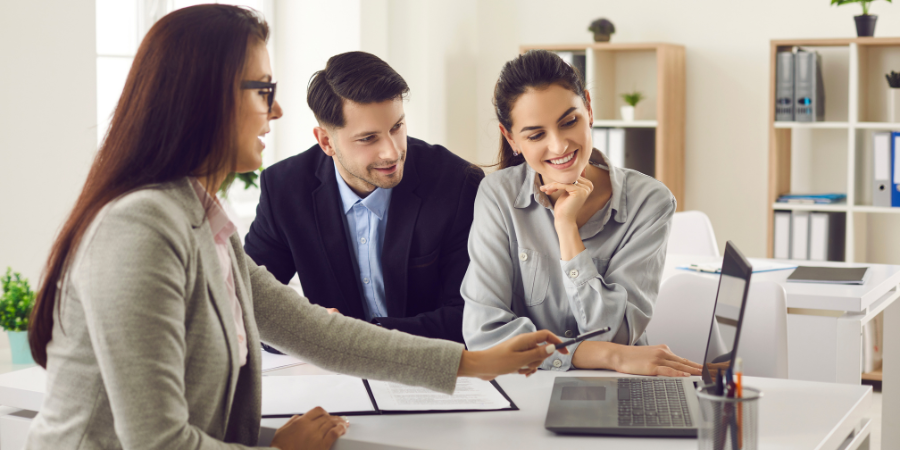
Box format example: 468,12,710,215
768,38,900,264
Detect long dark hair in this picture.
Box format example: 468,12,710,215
492,50,587,169
29,5,269,367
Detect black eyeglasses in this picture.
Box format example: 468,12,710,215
241,80,277,113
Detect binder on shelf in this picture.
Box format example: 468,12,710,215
775,51,794,121
607,128,626,169
808,212,845,261
554,51,586,83
773,210,792,259
794,49,825,122
592,128,609,163
873,131,892,207
893,132,900,207
790,210,810,260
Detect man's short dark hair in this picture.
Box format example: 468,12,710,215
307,51,409,129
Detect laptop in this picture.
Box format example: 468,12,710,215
544,241,753,437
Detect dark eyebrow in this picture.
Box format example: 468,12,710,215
519,107,577,133
352,113,406,140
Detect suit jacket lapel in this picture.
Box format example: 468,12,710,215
179,180,241,411
383,154,421,318
313,158,366,318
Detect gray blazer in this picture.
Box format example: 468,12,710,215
462,149,674,371
26,179,464,450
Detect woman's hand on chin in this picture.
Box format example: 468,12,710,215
612,344,703,377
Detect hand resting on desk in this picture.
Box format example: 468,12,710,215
572,342,702,377
270,406,349,450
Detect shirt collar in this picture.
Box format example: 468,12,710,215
513,148,628,224
334,162,391,220
189,178,237,244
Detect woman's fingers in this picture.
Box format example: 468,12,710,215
318,415,349,436
303,407,328,421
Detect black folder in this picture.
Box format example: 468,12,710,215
786,266,869,285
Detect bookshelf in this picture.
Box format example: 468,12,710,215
520,42,686,211
767,37,900,263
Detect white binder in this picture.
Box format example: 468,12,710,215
790,211,810,260
874,131,892,207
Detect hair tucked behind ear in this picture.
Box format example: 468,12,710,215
491,50,587,170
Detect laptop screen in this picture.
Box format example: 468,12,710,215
700,241,753,385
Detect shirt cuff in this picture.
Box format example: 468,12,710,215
540,341,581,371
559,250,601,287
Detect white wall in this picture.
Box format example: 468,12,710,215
382,0,900,259
271,0,361,161
0,0,97,283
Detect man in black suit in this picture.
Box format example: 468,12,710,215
245,51,482,344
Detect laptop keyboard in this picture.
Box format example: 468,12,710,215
616,378,692,428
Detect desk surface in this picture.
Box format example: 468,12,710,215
664,255,900,312
260,366,871,450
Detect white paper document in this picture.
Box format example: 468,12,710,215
260,351,306,373
367,377,511,411
261,375,376,416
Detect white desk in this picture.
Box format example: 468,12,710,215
258,366,873,450
665,254,900,445
0,364,873,450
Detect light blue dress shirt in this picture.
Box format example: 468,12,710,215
335,164,392,321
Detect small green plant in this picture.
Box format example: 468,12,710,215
219,167,263,198
0,268,35,332
621,91,645,107
831,0,892,16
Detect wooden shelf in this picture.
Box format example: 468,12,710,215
767,37,900,262
772,203,848,212
861,368,882,382
851,206,900,214
856,122,900,129
593,120,657,128
774,122,849,129
521,43,685,211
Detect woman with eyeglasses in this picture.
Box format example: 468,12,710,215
25,6,563,450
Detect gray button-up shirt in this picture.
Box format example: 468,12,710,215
461,149,675,371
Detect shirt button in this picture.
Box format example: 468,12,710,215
565,330,574,338
519,252,528,261
568,269,579,279
553,359,562,368
363,278,370,284
360,237,367,244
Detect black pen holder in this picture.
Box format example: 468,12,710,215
696,385,761,450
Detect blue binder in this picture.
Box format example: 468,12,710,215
892,132,900,207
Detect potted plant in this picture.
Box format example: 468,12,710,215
0,268,35,364
831,0,892,37
620,91,644,121
588,18,615,43
219,167,262,197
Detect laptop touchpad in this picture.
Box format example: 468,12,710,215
561,386,606,401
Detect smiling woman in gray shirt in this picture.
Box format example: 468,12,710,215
462,50,702,376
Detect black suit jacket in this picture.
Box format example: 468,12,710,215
244,137,483,343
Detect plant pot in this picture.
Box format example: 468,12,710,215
620,105,635,121
891,88,900,123
7,330,33,365
592,32,611,43
855,15,877,37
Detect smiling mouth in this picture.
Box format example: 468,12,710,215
546,150,577,167
373,165,398,174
